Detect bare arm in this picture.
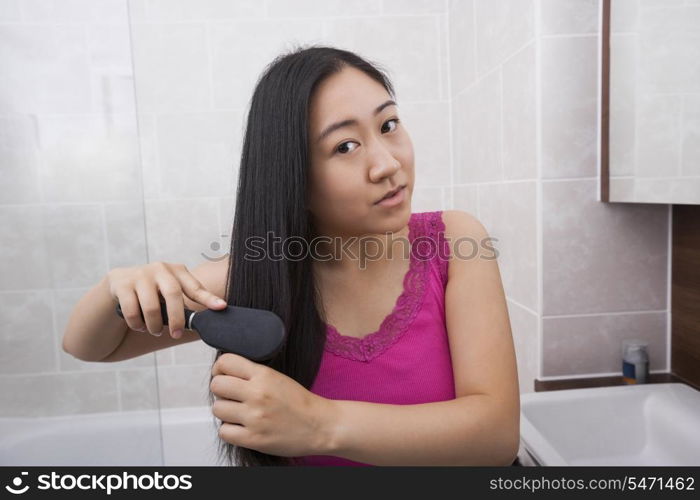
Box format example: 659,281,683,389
62,257,229,362
323,395,517,466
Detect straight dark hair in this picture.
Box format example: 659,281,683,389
206,44,396,466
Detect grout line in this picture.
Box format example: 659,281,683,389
506,297,538,317
472,0,478,81
535,0,544,381
666,204,672,372
0,195,236,209
444,8,454,209
204,22,215,110
543,309,669,319
678,95,685,176
0,363,214,378
499,66,504,182
541,32,599,39
538,369,669,381
454,35,534,99
435,14,442,102
49,290,61,374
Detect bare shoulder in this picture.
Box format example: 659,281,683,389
441,209,487,239
440,210,492,276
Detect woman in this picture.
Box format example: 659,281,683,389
207,45,520,466
62,44,520,467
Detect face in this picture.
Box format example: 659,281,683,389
306,66,415,239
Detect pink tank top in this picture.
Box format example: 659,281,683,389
291,211,455,466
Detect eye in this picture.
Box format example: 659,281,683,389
334,118,401,155
381,118,400,133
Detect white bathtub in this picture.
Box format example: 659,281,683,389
0,406,232,466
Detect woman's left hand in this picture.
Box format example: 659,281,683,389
210,352,336,457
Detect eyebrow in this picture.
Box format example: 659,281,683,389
316,99,397,144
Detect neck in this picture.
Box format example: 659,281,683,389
311,223,411,276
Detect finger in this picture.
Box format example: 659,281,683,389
155,275,185,339
117,288,147,332
218,422,250,448
135,283,164,336
211,398,246,424
210,374,249,402
172,265,227,310
211,352,257,379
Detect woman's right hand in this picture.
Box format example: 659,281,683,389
106,262,228,339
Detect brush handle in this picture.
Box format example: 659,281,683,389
115,299,197,330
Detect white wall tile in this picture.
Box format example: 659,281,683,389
474,0,534,77
144,198,220,270
143,0,264,21
267,0,380,17
156,111,241,198
400,101,451,186
0,291,56,374
43,204,109,288
507,298,538,393
129,22,211,113
0,25,92,113
452,69,502,183
119,368,159,411
0,206,52,290
541,36,599,179
324,16,442,102
0,114,41,205
451,184,478,215
502,42,536,181
209,20,325,109
448,0,476,97
104,201,149,269
682,95,700,176
543,179,668,315
157,363,211,408
383,0,447,15
541,0,599,35
0,0,22,22
37,113,141,203
0,371,118,417
410,185,446,212
21,0,128,23
543,311,667,376
478,182,538,312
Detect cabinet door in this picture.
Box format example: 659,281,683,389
602,0,700,204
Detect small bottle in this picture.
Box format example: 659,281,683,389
622,339,649,384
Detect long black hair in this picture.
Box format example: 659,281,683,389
207,44,396,466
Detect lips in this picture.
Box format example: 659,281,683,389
376,185,405,204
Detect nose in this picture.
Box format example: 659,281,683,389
367,138,401,183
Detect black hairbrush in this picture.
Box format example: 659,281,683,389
115,300,286,362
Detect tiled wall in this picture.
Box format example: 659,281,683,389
0,0,673,418
0,0,162,417
447,0,670,393
0,0,453,416
448,0,539,394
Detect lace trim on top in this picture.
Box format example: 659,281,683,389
323,212,441,362
432,210,449,287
